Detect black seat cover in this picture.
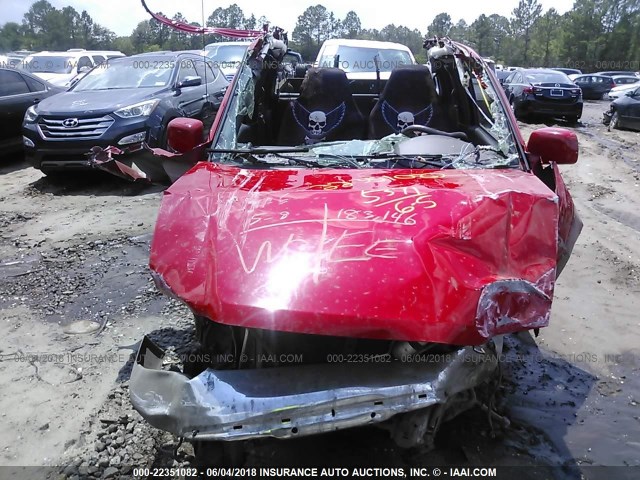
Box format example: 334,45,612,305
368,65,442,139
278,68,364,146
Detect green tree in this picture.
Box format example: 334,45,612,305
61,6,80,48
206,4,248,43
113,36,135,56
487,14,510,62
470,14,493,55
427,13,453,37
292,5,340,59
531,8,561,66
131,20,153,52
0,22,24,51
167,12,190,51
511,0,543,65
341,11,362,38
449,19,471,44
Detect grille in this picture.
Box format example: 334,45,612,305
38,115,114,140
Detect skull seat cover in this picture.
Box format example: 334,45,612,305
368,64,438,139
278,67,365,145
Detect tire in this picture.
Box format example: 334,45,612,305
158,122,171,150
609,111,620,130
566,116,580,125
509,97,519,119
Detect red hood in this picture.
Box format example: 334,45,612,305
150,162,559,345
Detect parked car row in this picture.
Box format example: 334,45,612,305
19,49,125,87
1,48,235,173
496,66,640,128
21,51,229,174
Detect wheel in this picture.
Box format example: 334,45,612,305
609,111,620,130
509,97,524,120
156,117,176,150
566,116,580,125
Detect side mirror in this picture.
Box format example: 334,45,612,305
177,76,202,89
167,117,203,153
78,66,90,74
527,127,578,165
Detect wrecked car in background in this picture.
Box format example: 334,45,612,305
127,21,583,465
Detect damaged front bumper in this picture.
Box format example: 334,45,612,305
130,336,498,441
89,143,208,185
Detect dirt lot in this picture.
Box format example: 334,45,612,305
0,100,639,478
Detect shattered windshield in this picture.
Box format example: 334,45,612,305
210,40,520,171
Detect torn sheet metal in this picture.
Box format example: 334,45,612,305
150,164,560,345
89,143,208,185
130,336,498,440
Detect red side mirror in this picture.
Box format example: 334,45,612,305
167,118,203,154
527,127,578,165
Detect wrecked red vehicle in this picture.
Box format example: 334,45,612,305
129,30,582,464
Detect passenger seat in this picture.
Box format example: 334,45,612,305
368,65,443,139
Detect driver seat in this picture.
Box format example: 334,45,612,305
368,65,444,139
278,68,365,146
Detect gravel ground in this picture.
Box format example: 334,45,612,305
0,100,639,479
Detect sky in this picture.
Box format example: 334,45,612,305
2,0,576,37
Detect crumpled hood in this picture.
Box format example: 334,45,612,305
150,163,560,345
35,88,162,116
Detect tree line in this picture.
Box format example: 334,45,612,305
1,0,639,72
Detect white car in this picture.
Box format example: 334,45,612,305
21,49,124,87
315,39,416,80
204,41,252,81
608,81,640,99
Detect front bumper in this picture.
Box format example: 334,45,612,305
22,116,157,171
130,336,498,441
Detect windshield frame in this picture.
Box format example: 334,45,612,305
210,42,523,172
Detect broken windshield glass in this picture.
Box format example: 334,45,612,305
209,40,520,170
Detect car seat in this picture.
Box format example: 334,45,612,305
368,65,446,139
277,68,365,146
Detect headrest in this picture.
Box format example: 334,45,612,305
379,65,437,105
297,68,353,106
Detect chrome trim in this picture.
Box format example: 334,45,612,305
37,114,114,140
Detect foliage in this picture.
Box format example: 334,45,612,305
1,1,639,73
